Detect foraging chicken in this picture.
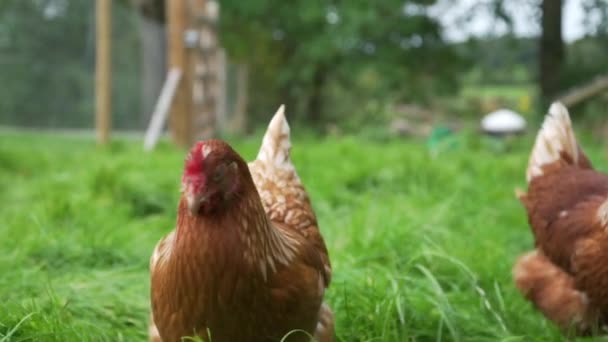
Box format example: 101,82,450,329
513,102,608,334
149,106,333,342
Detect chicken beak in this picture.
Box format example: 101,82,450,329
186,193,208,215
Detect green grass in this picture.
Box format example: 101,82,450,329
0,129,606,341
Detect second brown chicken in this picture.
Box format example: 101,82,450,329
514,102,608,335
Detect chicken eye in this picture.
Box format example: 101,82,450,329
212,165,225,182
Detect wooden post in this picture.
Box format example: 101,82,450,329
189,0,220,140
167,0,192,147
216,48,227,132
231,64,248,134
95,0,111,144
164,0,221,145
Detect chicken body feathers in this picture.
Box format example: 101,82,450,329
513,250,597,334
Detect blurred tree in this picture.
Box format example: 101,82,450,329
539,0,564,104
220,1,467,125
456,36,537,85
486,0,608,109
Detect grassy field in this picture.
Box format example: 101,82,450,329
1,129,606,341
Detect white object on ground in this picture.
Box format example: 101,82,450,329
481,108,526,134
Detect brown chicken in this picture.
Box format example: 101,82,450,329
149,106,333,342
513,102,608,335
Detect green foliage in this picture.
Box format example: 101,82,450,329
562,37,608,89
220,1,468,124
457,36,537,85
2,130,607,340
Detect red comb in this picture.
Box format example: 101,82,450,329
184,142,205,176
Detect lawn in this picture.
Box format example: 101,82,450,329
0,128,606,341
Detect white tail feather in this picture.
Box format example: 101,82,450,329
527,102,579,182
256,105,293,169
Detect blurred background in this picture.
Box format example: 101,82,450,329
1,0,607,143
